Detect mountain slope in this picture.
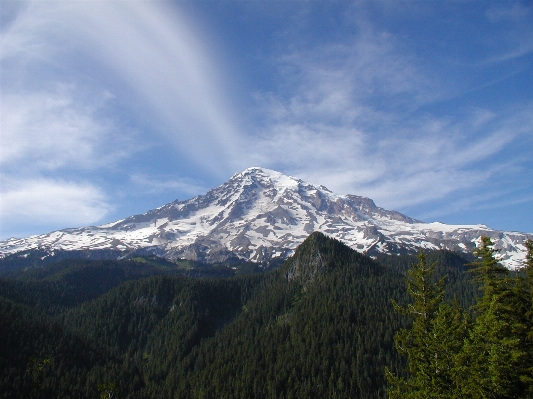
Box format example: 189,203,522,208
0,167,531,268
0,233,480,398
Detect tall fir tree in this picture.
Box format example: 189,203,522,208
526,239,533,269
525,239,533,340
386,251,466,398
455,236,526,398
522,238,533,394
468,236,509,313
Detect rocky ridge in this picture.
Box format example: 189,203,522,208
0,167,531,268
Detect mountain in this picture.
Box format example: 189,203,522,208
0,167,531,268
0,232,478,398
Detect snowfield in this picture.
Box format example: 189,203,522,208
1,167,531,269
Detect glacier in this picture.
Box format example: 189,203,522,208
0,167,531,269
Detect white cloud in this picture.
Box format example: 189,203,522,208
0,178,112,235
129,174,207,196
483,3,533,63
237,14,533,214
1,1,241,174
486,3,532,23
64,1,244,175
0,87,130,172
0,1,244,237
1,0,531,238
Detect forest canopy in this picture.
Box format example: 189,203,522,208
1,233,530,398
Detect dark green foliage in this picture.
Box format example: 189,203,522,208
0,258,184,317
467,236,509,314
0,232,476,398
0,296,117,398
525,240,533,344
25,357,50,399
98,382,120,399
0,249,124,276
386,252,470,398
388,236,533,398
376,250,477,310
166,232,407,398
456,237,527,398
0,249,268,280
526,239,533,269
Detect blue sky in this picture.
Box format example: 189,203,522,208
1,0,532,240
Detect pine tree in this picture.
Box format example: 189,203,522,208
98,382,120,399
522,238,533,394
524,239,533,322
468,236,509,314
525,240,533,340
455,236,526,398
386,251,460,398
430,298,469,397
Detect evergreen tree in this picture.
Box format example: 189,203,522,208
25,357,50,399
524,239,533,325
525,240,533,341
468,236,509,314
386,251,461,398
429,298,469,397
455,236,526,398
98,382,120,399
522,238,533,394
1,242,479,398
526,239,533,269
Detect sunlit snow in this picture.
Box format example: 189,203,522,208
0,168,530,269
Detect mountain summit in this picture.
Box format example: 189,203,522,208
0,167,531,268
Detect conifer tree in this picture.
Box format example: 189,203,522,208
526,239,533,269
98,382,120,399
429,298,469,397
525,240,533,339
524,239,533,321
468,236,509,313
455,236,526,398
522,238,533,394
386,251,461,398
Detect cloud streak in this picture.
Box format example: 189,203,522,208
1,178,111,238
129,174,208,197
0,87,129,172
236,6,533,220
1,1,532,238
0,1,242,238
72,1,244,172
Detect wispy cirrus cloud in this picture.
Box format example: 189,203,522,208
1,1,242,172
0,87,133,172
129,174,208,197
0,178,112,238
1,0,532,239
69,1,244,173
236,6,533,220
0,1,240,238
483,3,533,63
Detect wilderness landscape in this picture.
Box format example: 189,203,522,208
0,159,532,399
1,232,533,398
2,1,533,398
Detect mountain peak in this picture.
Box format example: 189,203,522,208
229,167,337,200
0,168,531,269
232,166,284,179
283,232,376,287
231,167,300,188
239,166,279,175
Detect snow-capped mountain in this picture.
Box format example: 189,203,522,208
1,167,531,268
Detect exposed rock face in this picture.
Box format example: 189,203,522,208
1,167,531,268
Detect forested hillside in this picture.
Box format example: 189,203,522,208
0,232,479,398
386,237,533,398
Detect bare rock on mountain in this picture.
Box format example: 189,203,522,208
1,167,531,269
